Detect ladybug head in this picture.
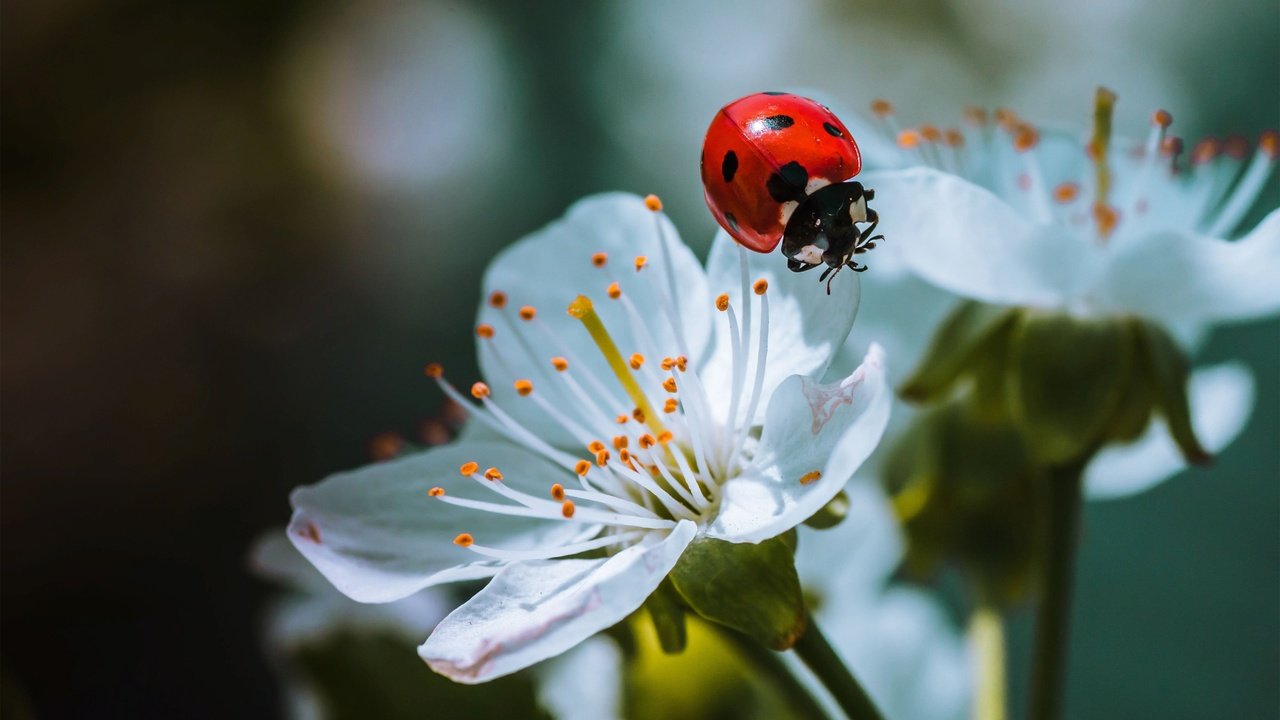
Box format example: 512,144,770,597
780,182,876,273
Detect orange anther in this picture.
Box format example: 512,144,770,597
964,106,988,125
476,324,495,339
1152,109,1173,128
428,486,445,497
644,194,663,212
488,291,507,308
370,432,404,461
514,379,534,396
470,382,490,399
663,398,679,413
638,434,656,449
574,459,591,476
632,407,646,424
618,448,632,464
1161,136,1184,158
634,255,648,271
550,483,566,501
629,353,645,370
675,356,687,371
662,377,677,393
1192,137,1221,164
615,414,629,424
753,278,769,295
459,461,479,476
661,357,675,371
518,306,537,321
591,252,608,268
657,430,673,445
919,124,942,142
897,129,921,149
453,533,474,547
551,357,569,372
1093,203,1120,239
799,470,822,485
944,129,965,147
595,449,610,466
1013,125,1039,153
613,435,629,450
994,108,1018,130
424,363,444,378
607,282,621,299
715,293,730,311
1052,182,1080,204
484,467,503,481
588,440,606,453
1259,130,1279,158
870,99,893,117
561,501,576,518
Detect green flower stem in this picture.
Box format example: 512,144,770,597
713,625,832,720
1029,464,1085,720
793,615,887,720
969,604,1008,720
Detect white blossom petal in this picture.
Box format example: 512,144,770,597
289,442,583,603
793,481,904,600
863,167,1103,308
700,228,861,425
1093,208,1280,326
1085,362,1255,500
253,531,447,650
707,345,891,542
478,193,713,448
420,520,697,683
534,636,624,720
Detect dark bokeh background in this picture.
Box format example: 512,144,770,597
2,0,1277,717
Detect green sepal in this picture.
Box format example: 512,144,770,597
900,301,1017,404
1135,320,1211,464
668,535,807,650
802,490,850,530
644,578,688,654
1010,312,1134,464
1103,319,1156,443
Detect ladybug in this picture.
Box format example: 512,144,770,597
701,92,883,292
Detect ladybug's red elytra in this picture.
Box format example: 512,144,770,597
701,92,883,292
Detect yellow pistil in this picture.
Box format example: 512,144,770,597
1089,86,1118,239
567,295,668,435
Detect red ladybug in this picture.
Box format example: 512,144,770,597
701,92,883,291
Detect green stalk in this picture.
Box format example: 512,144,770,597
1028,465,1085,720
969,604,1008,720
792,616,887,720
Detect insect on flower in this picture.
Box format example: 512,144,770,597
702,92,884,293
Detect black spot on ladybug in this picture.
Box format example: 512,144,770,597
722,151,739,183
766,161,809,203
762,115,795,131
823,122,844,138
724,212,740,232
762,91,788,96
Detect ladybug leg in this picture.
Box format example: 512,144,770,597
824,265,843,295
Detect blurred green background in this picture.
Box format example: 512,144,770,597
2,0,1276,717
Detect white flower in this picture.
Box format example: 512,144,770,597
860,95,1280,337
834,93,1273,496
287,193,892,683
793,482,971,720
